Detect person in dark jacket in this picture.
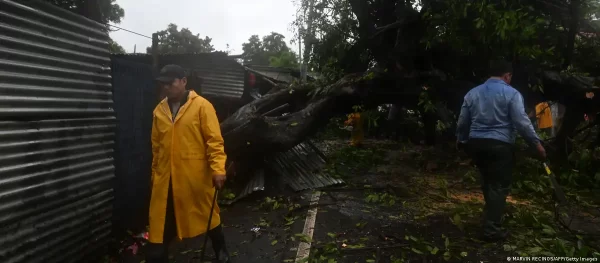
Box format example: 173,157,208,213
456,60,546,241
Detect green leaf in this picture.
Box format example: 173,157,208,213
445,237,450,248
412,248,424,254
271,240,278,246
452,214,461,224
431,247,440,255
528,247,542,254
443,251,451,261
460,252,468,257
294,233,312,243
290,122,298,126
504,244,516,251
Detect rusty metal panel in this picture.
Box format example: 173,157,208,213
0,1,114,262
113,53,246,99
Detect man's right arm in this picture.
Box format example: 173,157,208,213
509,92,542,146
455,97,471,143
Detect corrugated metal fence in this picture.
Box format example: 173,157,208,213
111,57,155,233
0,1,114,262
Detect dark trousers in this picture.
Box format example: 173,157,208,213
146,180,227,263
467,138,514,237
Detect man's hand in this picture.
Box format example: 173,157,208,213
212,174,227,190
535,142,547,160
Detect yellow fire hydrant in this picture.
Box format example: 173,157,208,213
344,112,364,146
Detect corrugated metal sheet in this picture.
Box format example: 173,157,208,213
267,141,344,191
0,1,114,262
224,140,342,204
111,57,155,232
113,53,246,99
220,169,265,205
246,65,297,83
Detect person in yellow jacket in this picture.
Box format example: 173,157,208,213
344,111,364,146
147,65,230,263
535,102,553,136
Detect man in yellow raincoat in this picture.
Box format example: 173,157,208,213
147,65,230,263
535,102,553,136
344,112,364,146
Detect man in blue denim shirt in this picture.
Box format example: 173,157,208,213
456,60,546,242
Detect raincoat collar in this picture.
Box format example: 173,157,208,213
159,90,200,123
161,90,199,105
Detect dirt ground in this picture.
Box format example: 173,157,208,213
112,138,600,263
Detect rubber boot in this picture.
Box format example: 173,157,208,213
208,225,230,263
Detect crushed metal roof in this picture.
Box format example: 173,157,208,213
220,140,344,204
246,65,299,84
219,169,265,205
113,53,246,99
246,65,320,84
268,140,344,191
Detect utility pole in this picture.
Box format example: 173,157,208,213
298,27,302,83
133,44,136,54
151,33,159,71
301,0,314,82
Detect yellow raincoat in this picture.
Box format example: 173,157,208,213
535,102,553,129
344,112,364,146
149,90,227,244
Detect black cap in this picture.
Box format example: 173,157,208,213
156,64,186,83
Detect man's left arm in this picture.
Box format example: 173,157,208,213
199,100,227,188
455,98,471,144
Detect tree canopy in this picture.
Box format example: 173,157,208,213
294,0,600,79
219,0,600,166
46,0,124,24
108,39,126,54
282,0,599,147
147,24,215,54
241,32,299,67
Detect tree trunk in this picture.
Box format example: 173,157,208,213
553,106,583,158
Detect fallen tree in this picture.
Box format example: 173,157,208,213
220,0,600,162
220,69,599,161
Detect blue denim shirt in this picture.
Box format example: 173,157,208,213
456,78,540,145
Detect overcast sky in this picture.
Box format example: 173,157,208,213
109,0,300,55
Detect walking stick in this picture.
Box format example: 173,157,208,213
200,189,218,262
193,162,233,263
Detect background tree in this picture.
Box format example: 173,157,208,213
269,50,299,68
45,0,125,53
146,24,215,54
241,32,299,67
108,39,126,54
45,0,124,24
